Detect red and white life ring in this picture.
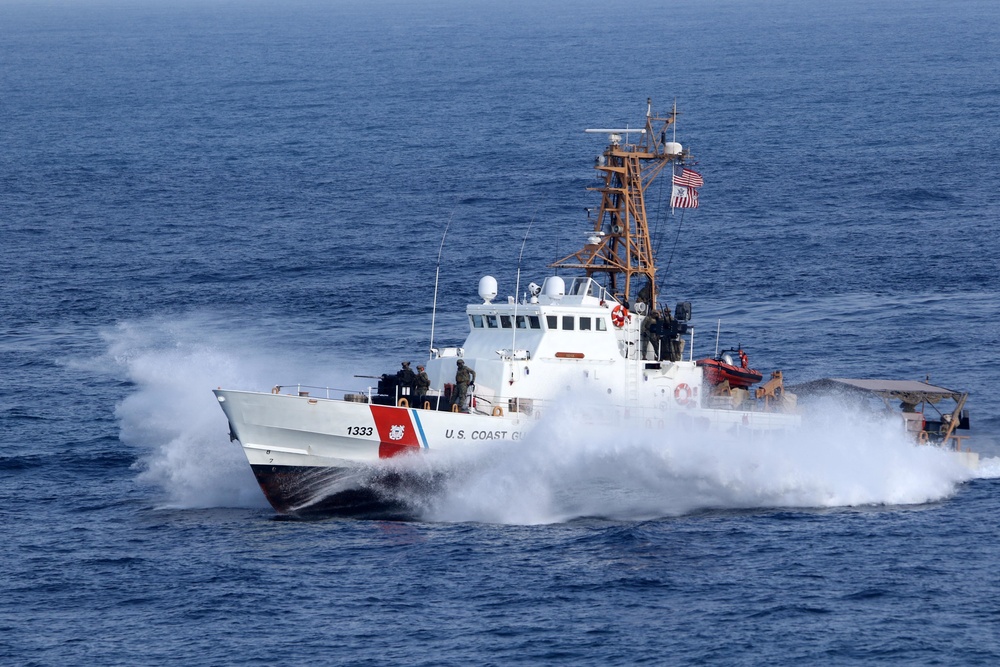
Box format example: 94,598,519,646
611,305,630,328
674,383,692,406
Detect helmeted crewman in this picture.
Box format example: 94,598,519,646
453,359,476,412
396,361,416,397
414,365,430,405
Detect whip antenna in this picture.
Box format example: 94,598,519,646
428,212,454,361
510,215,535,362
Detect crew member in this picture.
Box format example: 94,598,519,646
671,318,686,362
670,309,686,362
660,307,676,361
414,365,430,406
636,282,653,314
453,359,476,412
641,310,661,360
396,361,416,399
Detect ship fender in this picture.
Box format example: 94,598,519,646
674,383,693,406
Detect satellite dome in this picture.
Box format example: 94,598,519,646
542,276,565,299
664,141,683,155
478,275,498,303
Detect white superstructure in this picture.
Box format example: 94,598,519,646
214,273,799,513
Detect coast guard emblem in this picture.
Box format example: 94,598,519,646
389,424,405,441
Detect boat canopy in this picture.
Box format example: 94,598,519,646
790,378,964,405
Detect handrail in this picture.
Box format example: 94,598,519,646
270,384,367,399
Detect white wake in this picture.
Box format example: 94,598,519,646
390,396,978,524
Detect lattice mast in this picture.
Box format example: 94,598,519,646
551,99,689,308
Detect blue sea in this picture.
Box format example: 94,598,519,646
3,0,1000,663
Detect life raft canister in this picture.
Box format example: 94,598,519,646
611,304,630,328
674,383,693,406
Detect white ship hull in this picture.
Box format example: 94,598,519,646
215,388,799,513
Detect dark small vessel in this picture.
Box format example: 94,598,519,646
697,348,763,389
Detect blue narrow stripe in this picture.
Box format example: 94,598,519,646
411,409,429,449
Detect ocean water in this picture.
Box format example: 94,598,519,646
3,0,1000,664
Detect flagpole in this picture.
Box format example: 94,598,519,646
671,99,678,215
672,99,677,142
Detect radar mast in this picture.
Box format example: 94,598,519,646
551,99,691,309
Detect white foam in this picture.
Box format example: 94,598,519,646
100,313,364,510
401,395,976,525
974,456,1000,479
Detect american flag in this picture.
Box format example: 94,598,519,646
671,167,702,208
673,167,704,188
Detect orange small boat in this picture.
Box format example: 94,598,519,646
697,348,763,389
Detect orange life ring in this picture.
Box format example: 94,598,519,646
674,383,692,406
611,305,630,328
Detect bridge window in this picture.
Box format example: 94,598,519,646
471,314,484,328
546,315,558,329
580,316,592,331
597,318,607,331
486,315,498,328
516,315,542,329
569,277,600,297
500,315,513,329
562,315,574,330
